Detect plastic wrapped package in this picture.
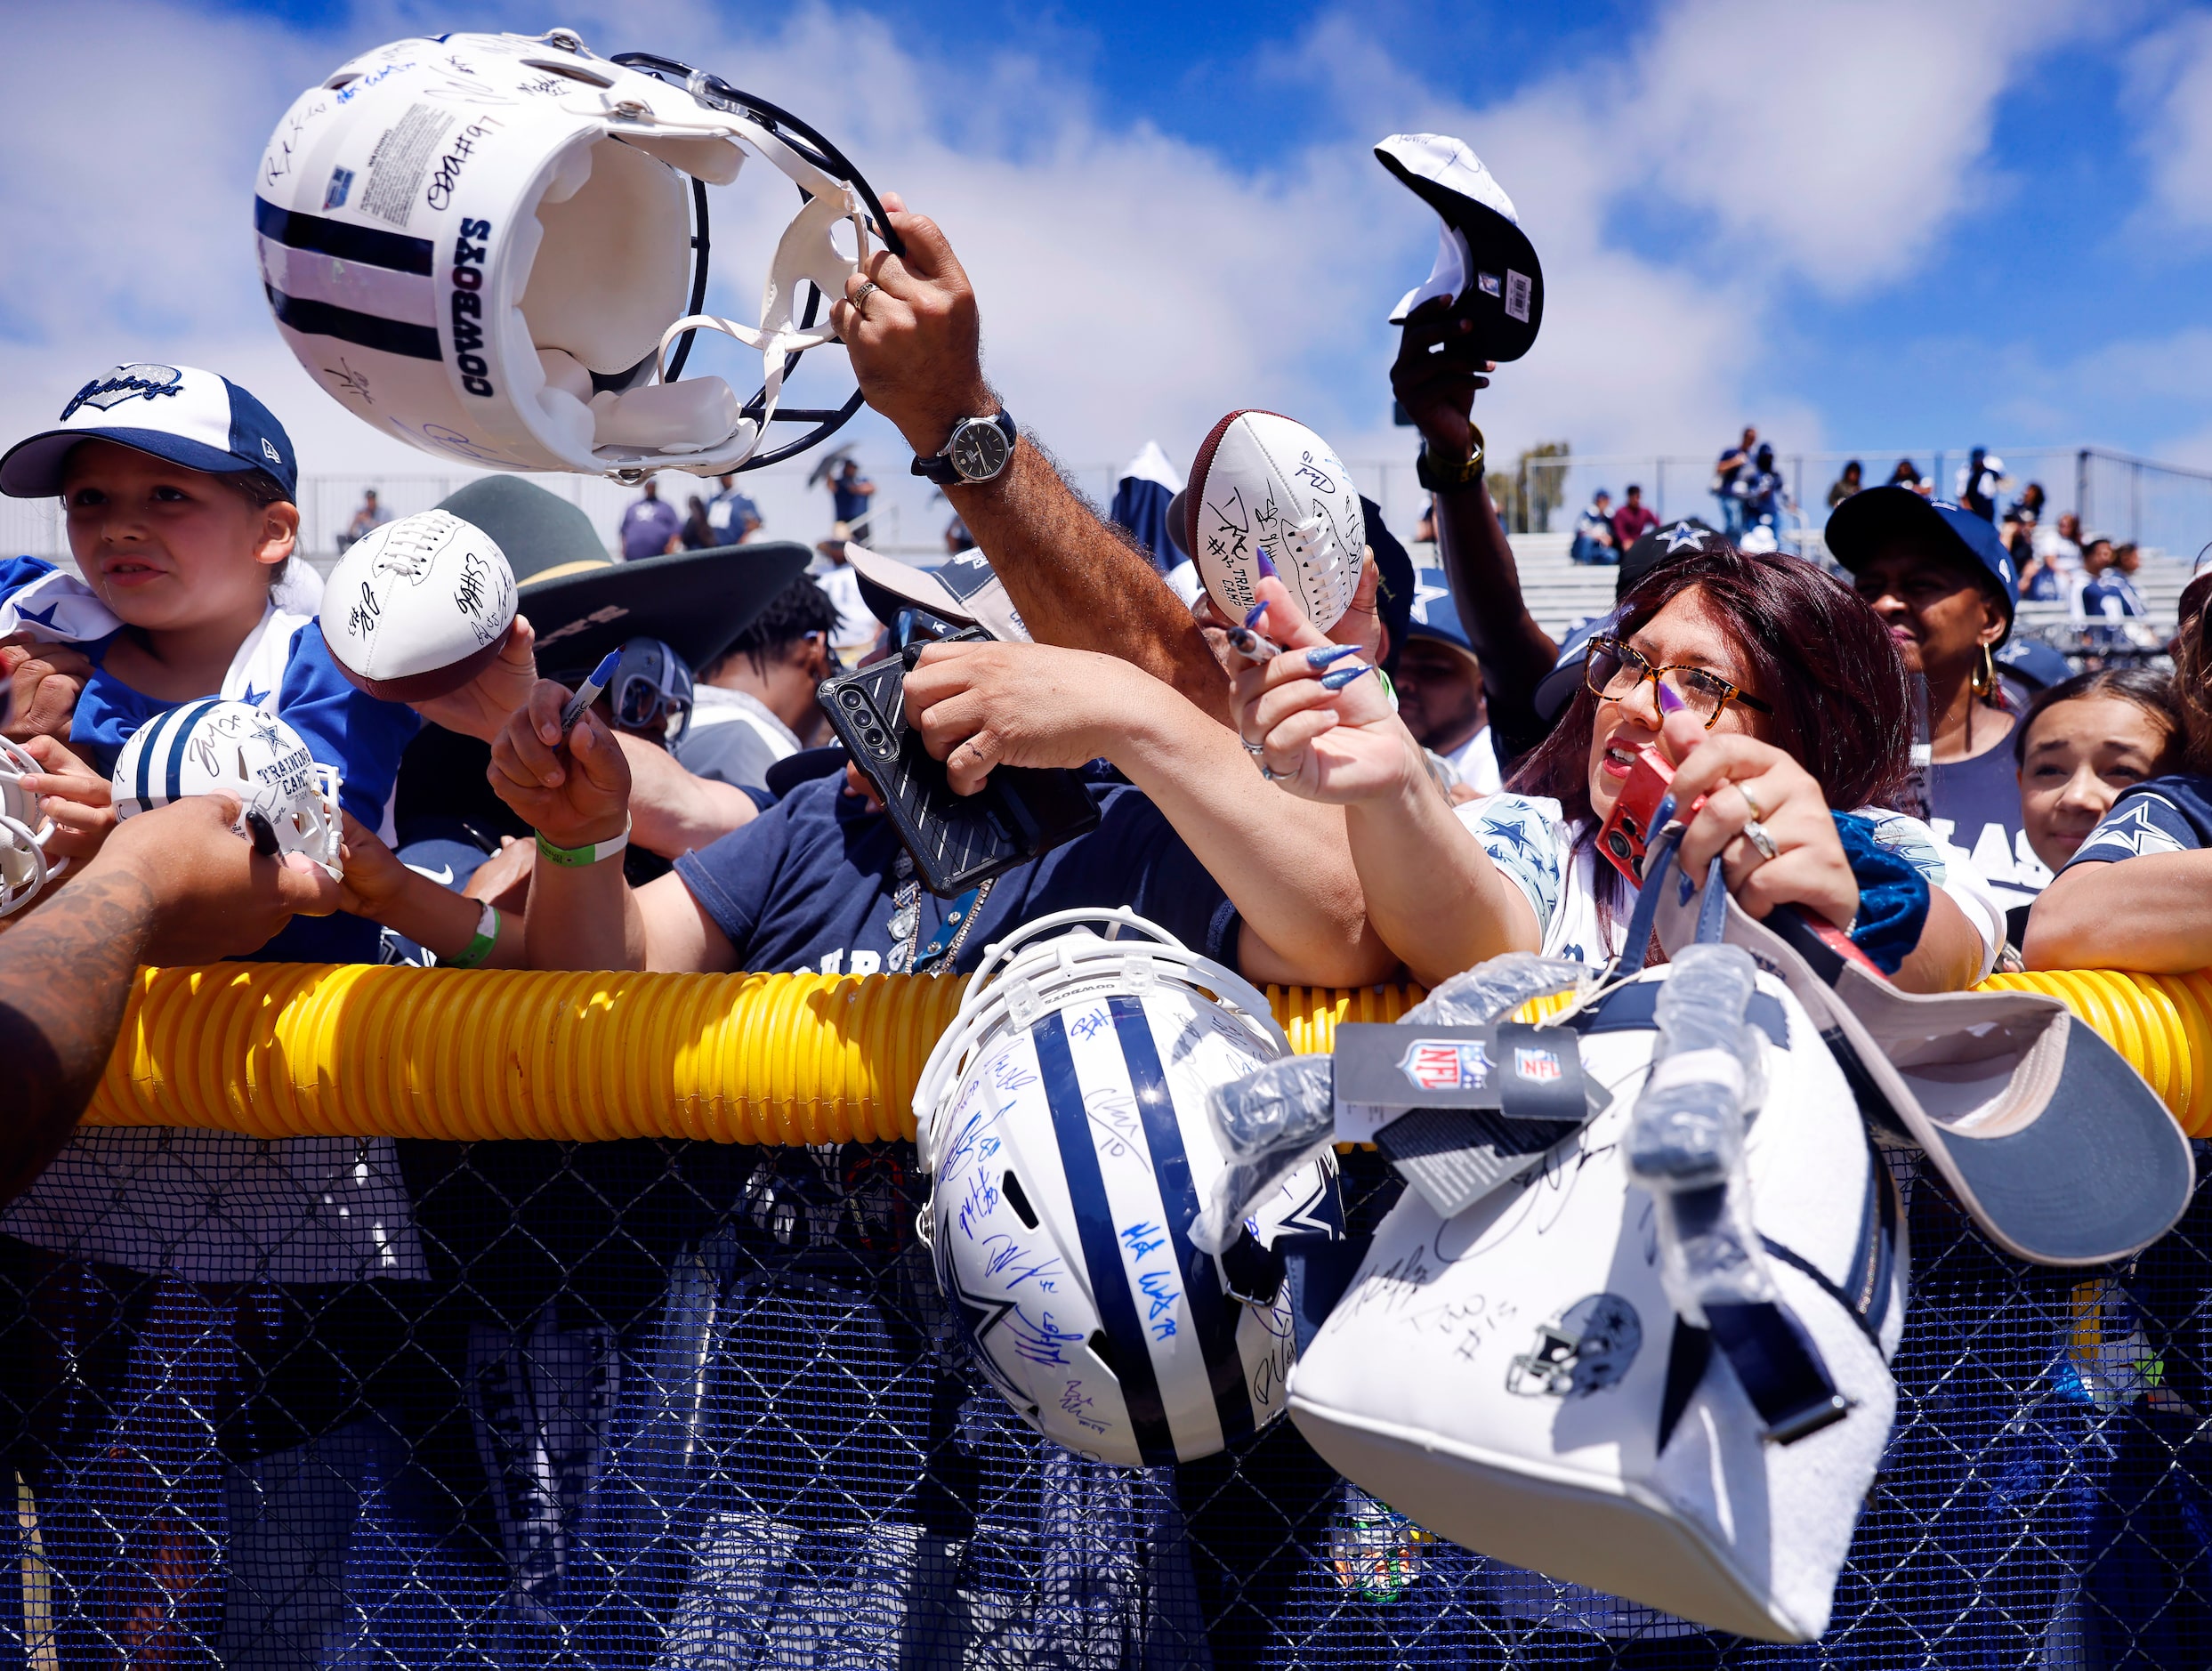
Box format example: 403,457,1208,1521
1193,955,1590,1253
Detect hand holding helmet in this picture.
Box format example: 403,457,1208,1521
829,196,997,460
109,701,343,882
10,736,115,867
96,793,343,966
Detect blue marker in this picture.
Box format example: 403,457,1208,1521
558,650,622,739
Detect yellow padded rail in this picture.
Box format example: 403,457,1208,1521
80,964,2210,1143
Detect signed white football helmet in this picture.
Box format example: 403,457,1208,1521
257,29,890,479
0,736,66,918
915,908,1341,1466
110,701,343,881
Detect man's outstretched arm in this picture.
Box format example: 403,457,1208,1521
831,196,1231,720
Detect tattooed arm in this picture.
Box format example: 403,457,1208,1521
0,795,340,1201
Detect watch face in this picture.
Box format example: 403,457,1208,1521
949,417,1011,481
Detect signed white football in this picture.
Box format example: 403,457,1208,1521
323,510,516,701
1184,411,1365,629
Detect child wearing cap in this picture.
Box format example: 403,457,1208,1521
0,367,533,1633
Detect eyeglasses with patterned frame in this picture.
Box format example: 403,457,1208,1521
1584,634,1774,731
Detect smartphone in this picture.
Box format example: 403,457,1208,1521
1597,741,1883,977
817,630,1101,896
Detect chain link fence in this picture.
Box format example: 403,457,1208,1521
3,1129,2207,1668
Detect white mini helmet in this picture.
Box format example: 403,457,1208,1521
111,701,343,881
916,908,1341,1467
258,29,889,479
0,737,67,918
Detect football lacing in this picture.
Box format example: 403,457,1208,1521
373,512,452,578
1278,513,1345,598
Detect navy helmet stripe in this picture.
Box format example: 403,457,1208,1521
264,287,441,362
1033,1010,1175,1466
163,700,223,807
253,197,433,276
1110,995,1256,1449
131,702,190,811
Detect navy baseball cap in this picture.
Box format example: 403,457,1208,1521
1824,486,2018,638
1405,568,1473,656
0,363,298,501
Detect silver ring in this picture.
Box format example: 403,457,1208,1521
851,278,880,312
1241,737,1267,759
1260,763,1284,783
1740,817,1780,861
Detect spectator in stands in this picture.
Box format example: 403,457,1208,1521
2028,573,2212,970
679,493,714,551
1,794,339,1199
1397,568,1501,800
1741,442,1787,542
2071,531,2116,616
2018,508,2080,601
2000,667,2179,952
2083,539,2149,625
828,457,875,536
1611,482,1658,550
618,477,682,560
2000,480,2044,557
340,486,389,551
1570,489,1617,564
1886,457,1932,497
1826,460,1863,508
706,471,762,545
675,575,838,790
1957,448,2005,521
1828,487,2043,916
1714,425,1756,535
1230,542,2000,986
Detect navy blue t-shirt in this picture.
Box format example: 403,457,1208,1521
2063,774,2212,868
673,771,1239,976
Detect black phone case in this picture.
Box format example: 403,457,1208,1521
818,645,1101,896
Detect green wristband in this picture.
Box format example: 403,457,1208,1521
442,901,501,970
535,819,631,868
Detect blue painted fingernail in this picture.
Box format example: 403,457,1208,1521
1656,681,1685,714
1306,643,1360,668
1242,601,1270,629
1320,663,1373,691
1255,548,1279,579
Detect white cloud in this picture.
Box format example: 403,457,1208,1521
2128,11,2212,232
0,0,2094,559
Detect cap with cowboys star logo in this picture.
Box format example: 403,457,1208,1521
0,364,298,501
1823,485,2019,639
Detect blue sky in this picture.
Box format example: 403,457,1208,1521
3,0,2209,549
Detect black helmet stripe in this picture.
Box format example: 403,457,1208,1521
263,287,441,362
254,197,433,276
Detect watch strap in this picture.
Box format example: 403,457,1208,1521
911,409,1016,486
535,819,631,868
1416,424,1488,492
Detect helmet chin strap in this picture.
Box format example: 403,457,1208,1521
646,117,876,469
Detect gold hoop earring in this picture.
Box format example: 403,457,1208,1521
1972,642,1997,698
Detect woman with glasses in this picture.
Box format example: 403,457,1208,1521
1229,539,2001,989
2027,574,2212,970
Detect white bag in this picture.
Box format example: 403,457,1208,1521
1287,950,1907,1643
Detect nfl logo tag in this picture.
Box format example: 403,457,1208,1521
1515,1046,1562,1084
1400,1038,1491,1094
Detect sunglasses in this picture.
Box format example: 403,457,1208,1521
616,672,690,731
1585,635,1772,731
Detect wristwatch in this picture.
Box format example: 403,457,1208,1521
1416,424,1487,492
912,410,1017,487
